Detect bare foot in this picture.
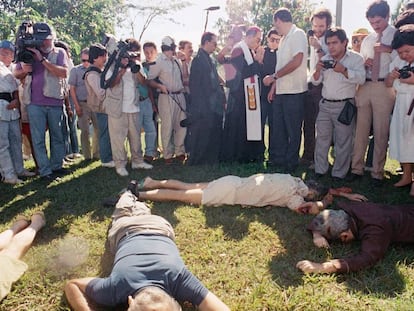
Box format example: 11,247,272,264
31,211,46,230
394,179,412,187
142,176,155,189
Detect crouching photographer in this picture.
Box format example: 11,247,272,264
14,21,69,180
101,37,153,176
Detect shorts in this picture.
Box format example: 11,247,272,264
201,175,242,206
0,254,28,301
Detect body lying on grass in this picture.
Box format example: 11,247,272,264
65,185,230,311
296,201,414,274
137,173,367,212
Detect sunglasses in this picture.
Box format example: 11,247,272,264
81,59,89,62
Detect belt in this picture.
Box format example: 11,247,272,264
170,91,182,94
366,78,385,82
139,96,148,101
322,97,353,103
0,92,12,102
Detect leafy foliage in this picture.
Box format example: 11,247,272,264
0,0,123,61
216,0,315,43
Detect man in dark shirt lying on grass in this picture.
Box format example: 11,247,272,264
64,182,229,311
296,201,414,274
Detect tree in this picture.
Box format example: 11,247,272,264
216,0,315,43
0,0,123,61
120,0,191,42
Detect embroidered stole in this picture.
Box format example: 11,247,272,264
234,41,262,141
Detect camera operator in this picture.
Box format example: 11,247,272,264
103,38,153,176
311,27,365,180
386,24,414,195
14,23,69,180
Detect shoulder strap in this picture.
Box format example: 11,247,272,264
82,66,102,80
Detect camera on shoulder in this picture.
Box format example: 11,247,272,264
100,34,141,89
15,21,52,63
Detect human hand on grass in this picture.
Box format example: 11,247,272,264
341,193,368,202
296,260,337,273
294,202,320,215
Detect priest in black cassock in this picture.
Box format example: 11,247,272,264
186,32,225,165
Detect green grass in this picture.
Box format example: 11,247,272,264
1,152,414,311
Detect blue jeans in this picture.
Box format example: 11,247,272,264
27,104,65,176
62,99,80,155
138,98,157,157
0,119,24,179
96,112,112,163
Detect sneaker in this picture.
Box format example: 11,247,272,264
3,177,23,184
132,162,153,170
102,161,115,168
19,169,36,177
116,167,129,176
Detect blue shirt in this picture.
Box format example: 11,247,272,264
86,234,208,307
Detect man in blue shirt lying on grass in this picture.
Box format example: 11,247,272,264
64,182,229,311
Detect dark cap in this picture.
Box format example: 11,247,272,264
33,22,54,40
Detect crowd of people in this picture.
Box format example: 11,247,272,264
1,0,414,309
0,1,413,189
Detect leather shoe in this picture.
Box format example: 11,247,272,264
346,173,362,182
372,178,383,187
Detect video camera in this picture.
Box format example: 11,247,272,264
15,21,51,63
398,65,414,79
101,34,141,89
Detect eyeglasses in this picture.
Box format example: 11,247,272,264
269,37,281,43
81,59,89,62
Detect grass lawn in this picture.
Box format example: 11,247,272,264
1,154,414,310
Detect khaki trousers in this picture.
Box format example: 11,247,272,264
158,93,187,159
351,81,395,179
77,101,99,159
108,112,142,169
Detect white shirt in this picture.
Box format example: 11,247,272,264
0,61,19,121
121,69,139,113
360,24,397,79
276,24,308,94
311,50,366,100
201,173,309,210
309,35,328,78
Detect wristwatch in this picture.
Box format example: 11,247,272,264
272,72,279,80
